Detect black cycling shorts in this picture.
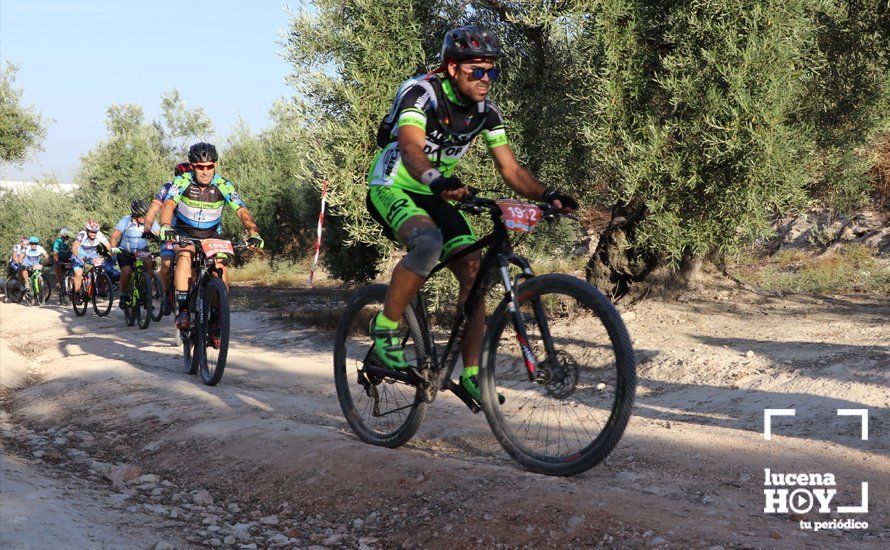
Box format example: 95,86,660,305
367,186,476,259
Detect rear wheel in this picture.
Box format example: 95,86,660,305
333,284,428,448
479,274,636,476
197,277,230,386
92,272,113,317
150,272,164,322
181,327,199,375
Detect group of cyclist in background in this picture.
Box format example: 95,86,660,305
5,142,264,327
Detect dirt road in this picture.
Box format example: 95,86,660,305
1,286,887,549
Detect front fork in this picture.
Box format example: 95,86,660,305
497,255,540,381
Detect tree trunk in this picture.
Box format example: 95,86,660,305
585,206,659,299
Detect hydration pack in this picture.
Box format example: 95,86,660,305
375,73,488,149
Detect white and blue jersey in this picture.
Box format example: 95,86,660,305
9,244,25,264
74,230,110,259
21,245,47,267
114,216,160,253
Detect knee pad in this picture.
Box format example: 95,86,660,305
402,227,443,277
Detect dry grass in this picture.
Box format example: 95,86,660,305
731,244,890,295
227,258,338,288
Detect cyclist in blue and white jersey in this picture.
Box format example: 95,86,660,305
8,236,28,276
110,200,160,309
19,236,49,287
70,219,110,304
144,162,191,314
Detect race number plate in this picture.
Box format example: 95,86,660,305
496,200,542,234
91,257,105,266
201,239,235,257
135,251,153,260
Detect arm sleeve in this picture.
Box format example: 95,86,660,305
221,182,246,213
396,85,431,131
114,217,129,232
166,177,187,203
99,233,110,247
481,101,508,150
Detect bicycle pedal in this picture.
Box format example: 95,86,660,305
445,379,482,413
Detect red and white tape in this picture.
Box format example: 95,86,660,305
308,179,328,287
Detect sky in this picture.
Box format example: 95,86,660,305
0,1,298,184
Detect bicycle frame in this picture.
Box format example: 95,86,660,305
126,252,153,305
363,196,561,407
171,236,243,332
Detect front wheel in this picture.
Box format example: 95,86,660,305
197,277,229,386
33,273,51,305
479,274,636,476
71,277,87,317
136,271,152,329
123,278,136,326
92,272,113,317
333,284,428,448
5,277,24,304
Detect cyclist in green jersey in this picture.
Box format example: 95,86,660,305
366,26,578,401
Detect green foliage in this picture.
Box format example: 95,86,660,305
73,92,215,231
281,0,428,251
0,62,47,164
221,105,321,256
160,89,214,156
0,177,76,249
796,1,890,210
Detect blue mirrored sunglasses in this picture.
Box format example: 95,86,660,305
462,66,500,80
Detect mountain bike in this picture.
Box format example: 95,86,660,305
5,266,51,305
334,193,637,476
172,235,248,386
121,250,155,329
70,256,114,317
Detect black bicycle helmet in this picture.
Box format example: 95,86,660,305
131,199,149,218
441,26,504,63
188,142,218,163
174,162,192,177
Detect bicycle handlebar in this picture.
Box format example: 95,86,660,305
146,233,251,251
456,189,577,221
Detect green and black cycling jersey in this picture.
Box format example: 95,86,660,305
165,172,245,239
368,74,508,195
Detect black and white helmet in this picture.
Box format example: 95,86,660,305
131,199,149,218
188,142,218,163
441,26,504,63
